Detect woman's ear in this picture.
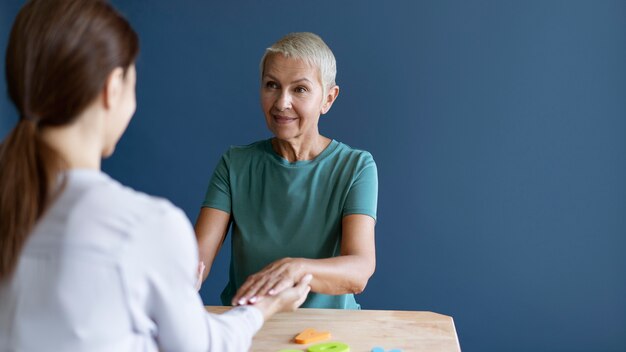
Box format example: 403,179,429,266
102,67,125,110
321,85,340,115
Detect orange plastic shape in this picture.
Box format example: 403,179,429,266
294,328,332,344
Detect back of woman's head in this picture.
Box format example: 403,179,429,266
7,0,139,126
0,0,139,280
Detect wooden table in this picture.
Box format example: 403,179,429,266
206,306,460,352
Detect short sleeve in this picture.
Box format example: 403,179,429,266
343,152,378,221
201,152,232,213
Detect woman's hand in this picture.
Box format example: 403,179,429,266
232,257,305,306
252,274,313,321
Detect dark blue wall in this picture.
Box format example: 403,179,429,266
2,1,625,351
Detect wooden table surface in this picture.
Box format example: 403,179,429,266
206,306,461,352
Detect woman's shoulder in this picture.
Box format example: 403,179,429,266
69,173,188,235
332,140,376,164
219,139,270,165
225,139,268,155
37,171,194,259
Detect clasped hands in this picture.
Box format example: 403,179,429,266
233,257,308,306
195,257,311,314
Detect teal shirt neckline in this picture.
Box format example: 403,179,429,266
263,138,340,167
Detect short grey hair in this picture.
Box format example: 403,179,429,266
260,32,337,93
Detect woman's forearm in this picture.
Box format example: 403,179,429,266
296,255,375,295
296,214,377,295
232,214,376,305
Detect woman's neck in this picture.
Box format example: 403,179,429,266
271,135,331,162
40,111,104,170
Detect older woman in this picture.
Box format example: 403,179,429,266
196,32,378,309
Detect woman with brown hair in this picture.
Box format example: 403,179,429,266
0,1,311,351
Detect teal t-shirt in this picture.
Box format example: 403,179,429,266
202,139,378,309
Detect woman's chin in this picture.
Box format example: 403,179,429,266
270,129,297,141
101,146,116,158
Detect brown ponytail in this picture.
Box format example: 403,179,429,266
0,0,139,280
0,120,65,278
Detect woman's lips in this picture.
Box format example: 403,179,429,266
273,115,297,124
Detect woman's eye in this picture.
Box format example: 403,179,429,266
295,86,307,93
265,81,278,89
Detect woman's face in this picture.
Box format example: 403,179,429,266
103,64,136,157
261,54,330,143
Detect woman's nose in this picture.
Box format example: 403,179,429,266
274,91,292,111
